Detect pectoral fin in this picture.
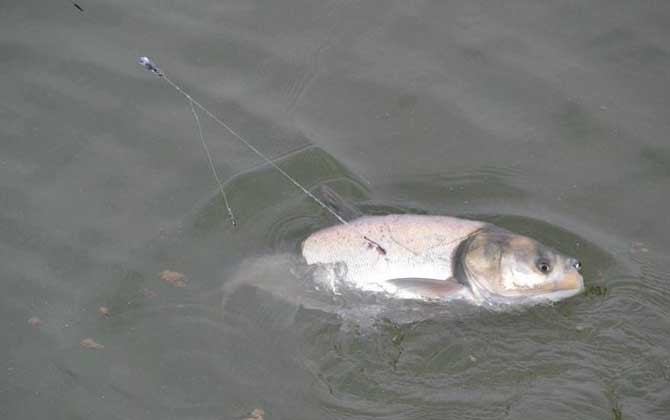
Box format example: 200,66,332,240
387,278,466,300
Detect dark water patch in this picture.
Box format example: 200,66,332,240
185,34,326,115
587,26,670,69
555,100,610,143
379,165,530,212
192,146,367,234
588,27,634,49
181,31,268,72
0,185,31,221
639,145,670,178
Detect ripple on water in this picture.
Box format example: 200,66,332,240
245,182,668,419
123,148,669,419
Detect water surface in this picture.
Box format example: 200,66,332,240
2,1,669,419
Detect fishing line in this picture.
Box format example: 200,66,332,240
137,57,386,253
138,57,347,223
188,99,236,226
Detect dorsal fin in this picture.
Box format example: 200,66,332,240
315,184,364,222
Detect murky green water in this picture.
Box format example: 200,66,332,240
2,1,669,419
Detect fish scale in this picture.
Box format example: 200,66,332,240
302,214,485,295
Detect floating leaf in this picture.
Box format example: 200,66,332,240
160,270,187,287
80,338,104,350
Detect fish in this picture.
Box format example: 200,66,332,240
301,214,584,305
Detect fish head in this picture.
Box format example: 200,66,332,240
460,228,584,303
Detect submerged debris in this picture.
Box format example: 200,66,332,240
80,338,104,350
631,241,649,254
143,288,158,298
243,408,266,420
28,316,43,327
585,284,608,297
160,270,187,288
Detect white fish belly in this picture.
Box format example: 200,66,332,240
301,215,484,294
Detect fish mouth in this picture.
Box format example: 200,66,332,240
520,270,584,296
520,270,584,302
484,270,585,304
493,270,584,300
552,270,584,292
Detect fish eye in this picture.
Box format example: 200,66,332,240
536,260,552,274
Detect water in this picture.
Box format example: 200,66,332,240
2,0,669,419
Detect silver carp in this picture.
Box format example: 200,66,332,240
301,215,583,304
